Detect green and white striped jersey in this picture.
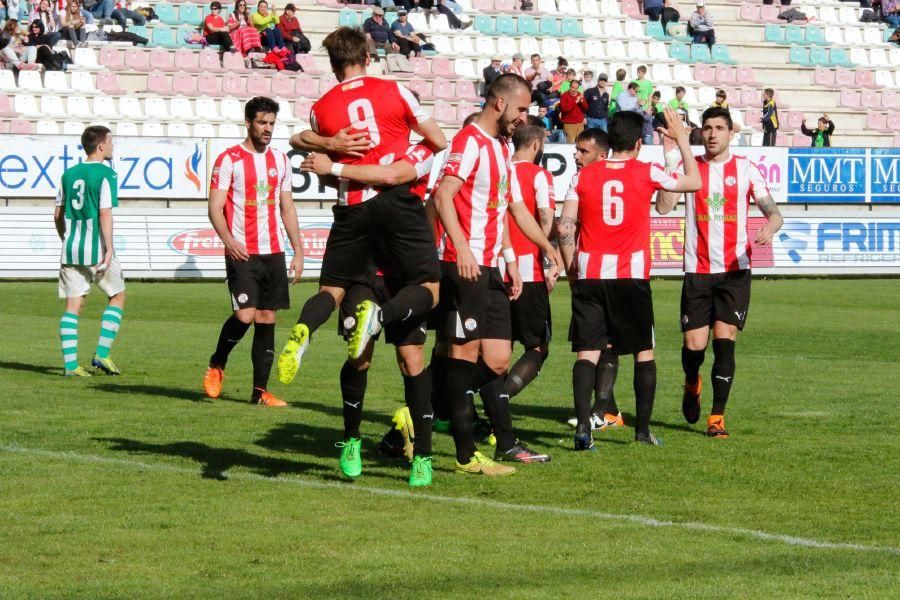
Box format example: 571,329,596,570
55,161,118,266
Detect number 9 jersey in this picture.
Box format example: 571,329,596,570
309,75,430,206
566,158,679,280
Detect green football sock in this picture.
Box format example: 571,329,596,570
60,312,79,372
95,305,123,359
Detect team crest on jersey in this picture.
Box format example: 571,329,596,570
254,181,271,200
725,175,737,187
706,192,726,211
464,318,477,331
268,168,277,177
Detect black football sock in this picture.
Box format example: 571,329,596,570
250,323,275,390
480,373,516,452
634,360,657,436
340,360,368,440
445,358,479,464
379,284,433,325
711,338,736,416
210,315,251,367
403,366,433,456
475,358,498,420
682,345,706,386
429,351,450,422
296,291,337,335
592,351,619,415
505,348,548,398
573,359,596,429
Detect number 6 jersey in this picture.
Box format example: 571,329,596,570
310,75,429,206
566,158,679,280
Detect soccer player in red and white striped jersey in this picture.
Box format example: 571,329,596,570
434,74,563,474
558,109,701,449
657,106,783,438
204,97,304,407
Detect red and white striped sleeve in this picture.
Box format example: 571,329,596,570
211,151,234,192
535,169,555,210
746,159,771,200
443,133,479,181
564,172,580,204
649,162,680,191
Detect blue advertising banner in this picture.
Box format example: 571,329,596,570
787,148,900,204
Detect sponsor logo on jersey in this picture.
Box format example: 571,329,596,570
341,80,365,91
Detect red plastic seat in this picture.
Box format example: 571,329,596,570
197,72,223,97
149,47,175,72
294,54,321,75
813,67,835,88
223,51,249,73
96,72,126,95
198,48,225,73
406,78,434,100
294,74,319,98
172,71,198,96
174,47,201,72
735,66,757,85
246,72,271,96
839,88,861,108
222,72,248,97
146,71,172,95
432,100,457,124
271,71,296,98
456,80,481,102
99,46,125,70
694,64,716,84
716,66,736,85
124,48,150,72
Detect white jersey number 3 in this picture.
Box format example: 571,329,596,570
602,181,624,226
347,99,381,147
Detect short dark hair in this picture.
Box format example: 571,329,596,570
512,122,544,151
283,2,295,9
675,86,686,94
322,27,368,74
627,81,639,91
245,96,279,122
81,125,111,155
608,112,644,153
615,68,626,81
637,65,647,74
557,57,568,67
210,1,221,8
764,87,775,98
530,53,540,60
701,106,733,131
257,0,267,6
486,73,530,102
715,88,726,98
462,111,481,127
651,91,661,100
576,128,609,153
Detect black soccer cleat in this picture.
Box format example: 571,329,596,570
574,424,596,452
682,375,702,425
635,432,662,446
378,428,407,459
495,440,551,463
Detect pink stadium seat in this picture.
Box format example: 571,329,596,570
223,51,249,73
431,57,455,78
716,66,737,85
740,87,759,107
743,109,760,130
456,80,481,102
739,3,760,22
294,54,321,75
865,110,890,133
173,71,198,96
775,133,789,146
174,48,201,73
125,48,150,72
784,111,803,132
410,57,431,79
883,90,900,110
494,0,516,10
10,119,34,134
839,88,861,108
813,67,835,88
0,94,16,118
149,48,175,72
246,73,271,96
197,72,223,97
759,5,779,21
835,67,856,88
294,74,319,98
473,0,496,13
735,66,757,86
432,100,457,124
456,103,480,124
721,85,741,107
856,69,877,89
222,72,248,97
694,64,716,84
99,46,125,70
198,49,225,73
407,78,434,100
271,71,296,98
432,79,455,100
293,98,314,121
0,121,9,134
860,89,880,108
621,0,641,18
319,73,338,94
146,71,172,95
884,111,900,133
96,72,126,95
790,133,807,147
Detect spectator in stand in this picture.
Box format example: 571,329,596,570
229,0,263,54
608,67,627,116
650,90,666,136
251,1,285,50
25,19,61,48
0,28,41,70
761,88,778,146
558,68,583,94
644,0,663,21
111,0,147,32
689,0,716,49
559,80,589,142
616,81,640,112
634,65,653,110
435,0,470,30
538,104,567,143
60,0,88,47
669,86,689,112
30,0,61,39
711,88,728,109
390,9,422,58
81,0,114,21
583,72,609,132
800,114,835,147
278,4,310,54
363,6,398,59
507,51,525,76
525,53,554,104
882,0,900,28
203,1,234,52
483,53,503,93
550,57,569,93
662,0,681,32
581,69,594,89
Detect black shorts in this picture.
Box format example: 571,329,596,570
338,277,428,347
367,187,441,285
226,252,290,311
569,279,654,355
435,261,511,341
511,282,552,347
681,269,751,332
319,202,376,289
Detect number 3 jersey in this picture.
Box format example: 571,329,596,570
310,75,429,206
55,161,119,266
566,158,679,280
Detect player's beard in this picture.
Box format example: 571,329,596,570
534,149,543,166
498,110,519,137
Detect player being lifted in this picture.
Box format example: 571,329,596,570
435,74,563,475
54,125,126,377
559,109,701,450
299,141,438,486
203,97,304,406
657,106,782,438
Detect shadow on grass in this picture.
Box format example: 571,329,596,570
0,361,61,376
94,436,325,480
89,382,245,404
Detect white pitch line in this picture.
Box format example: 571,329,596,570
3,444,899,557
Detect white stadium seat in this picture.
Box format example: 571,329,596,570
430,14,453,33
36,120,60,135
606,40,627,60
221,97,244,122
559,0,579,16
44,71,71,93
497,36,518,57
604,19,624,38
119,97,147,120
18,70,43,91
196,98,223,122
648,42,669,61
115,121,138,136
219,123,241,138
824,27,843,45
62,121,86,135
142,122,165,137
863,27,884,46
869,49,889,68
519,36,540,57
430,35,452,55
144,97,171,120
167,123,191,137
580,0,600,17
624,20,647,40
698,86,716,105
72,47,101,70
14,94,40,117
583,18,603,37
541,38,563,59
193,123,216,137
454,58,477,80
170,98,197,121
849,48,869,67
70,71,98,93
627,41,648,61
93,96,121,119
537,0,558,14
452,35,477,57
0,69,16,91
563,39,586,61
585,40,605,60
476,36,496,57
600,0,621,17
66,96,92,120
843,27,863,46
40,95,66,119
273,123,291,138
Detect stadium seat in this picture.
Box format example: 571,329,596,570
432,100,457,124
834,67,856,88
70,71,99,94
497,36,518,57
453,58,477,80
579,0,600,17
564,39,586,60
669,42,692,63
711,45,737,65
67,95,92,121
652,63,674,83
806,26,829,47
166,122,191,137
476,36,497,57
623,20,646,40
452,35,477,57
540,16,563,37
43,71,71,93
516,15,538,36
844,27,864,48
536,0,557,14
474,15,496,35
758,5,780,21
519,36,540,56
220,97,242,122
9,119,35,134
98,46,125,71
809,46,830,67
35,120,60,135
125,48,151,72
294,54,321,75
646,21,666,40
856,69,877,89
62,121,85,135
764,24,785,45
456,80,480,102
172,71,197,96
0,94,15,118
716,66,737,85
194,49,223,74
626,41,648,61
193,97,222,122
407,11,428,32
407,78,433,100
606,40,627,60
869,49,890,68
39,95,66,119
433,79,455,100
691,44,714,64
860,89,881,108
698,86,716,106
193,123,216,137
558,0,579,16
824,26,843,45
739,3,760,22
814,67,835,88
294,75,318,99
338,9,359,28
222,51,249,73
457,102,480,124
431,57,454,78
156,1,179,25
219,123,241,138
179,3,203,26
270,71,295,99
146,71,171,95
837,88,860,108
865,110,890,133
885,93,900,110
585,40,605,60
93,95,120,119
148,47,175,72
561,17,586,38
583,18,603,37
541,38,563,58
140,122,163,137
170,97,197,121
784,25,805,46
648,41,668,61
694,64,716,84
789,46,812,67
144,97,171,121
876,70,895,89
496,15,517,37
246,73,271,97
16,70,42,92
604,19,624,38
195,72,222,97
151,26,179,49
617,0,637,18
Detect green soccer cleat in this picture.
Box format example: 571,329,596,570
64,366,92,377
336,437,362,478
409,455,434,487
91,356,120,375
277,323,309,385
348,300,382,360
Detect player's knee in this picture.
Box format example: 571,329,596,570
396,347,424,376
109,291,126,307
253,310,276,324
234,308,255,325
349,357,371,371
423,282,439,308
321,286,345,306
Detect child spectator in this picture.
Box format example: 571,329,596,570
762,88,778,146
711,88,728,109
608,68,627,116
800,114,835,147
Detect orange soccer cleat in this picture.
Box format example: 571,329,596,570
253,388,287,407
601,412,625,430
203,366,224,399
707,415,729,439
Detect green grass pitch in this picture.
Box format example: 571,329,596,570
0,279,898,598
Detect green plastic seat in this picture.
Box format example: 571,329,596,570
669,41,693,63
691,43,714,63
178,3,203,27
646,20,666,40
764,24,785,44
789,45,812,66
517,15,539,36
806,26,830,46
785,25,806,45
155,1,179,25
711,44,738,65
539,15,562,37
560,17,586,38
474,14,496,35
496,15,517,37
810,45,829,67
338,8,359,28
151,25,178,49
